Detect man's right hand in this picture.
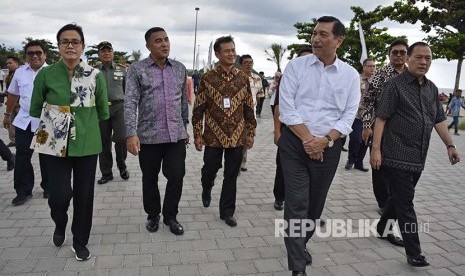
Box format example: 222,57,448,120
3,115,11,129
362,128,373,145
194,137,203,151
127,135,140,156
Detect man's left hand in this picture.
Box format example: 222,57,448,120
448,148,460,165
245,136,254,149
303,137,327,155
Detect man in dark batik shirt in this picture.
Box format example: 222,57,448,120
371,42,459,268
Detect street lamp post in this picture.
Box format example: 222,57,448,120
192,7,200,72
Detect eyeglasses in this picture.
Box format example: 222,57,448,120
58,40,82,47
26,51,43,57
391,50,407,56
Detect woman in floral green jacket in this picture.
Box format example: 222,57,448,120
30,23,109,261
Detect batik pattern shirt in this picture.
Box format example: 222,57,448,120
376,70,446,172
192,66,257,148
361,64,402,129
124,57,189,144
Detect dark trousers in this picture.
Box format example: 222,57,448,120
348,118,368,165
14,124,48,196
271,105,275,116
98,103,127,176
273,150,284,202
279,127,341,271
201,146,243,217
372,164,389,208
43,154,97,247
256,97,265,115
139,140,186,220
377,167,422,258
448,116,459,133
0,139,13,163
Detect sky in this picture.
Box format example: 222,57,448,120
0,0,463,89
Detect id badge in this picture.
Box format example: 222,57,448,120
223,97,231,109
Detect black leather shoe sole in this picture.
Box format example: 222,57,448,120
220,216,237,227
407,255,429,267
120,170,130,180
12,194,32,206
274,200,284,210
97,175,113,185
164,219,184,235
146,216,160,233
378,233,404,247
354,166,369,172
202,188,212,207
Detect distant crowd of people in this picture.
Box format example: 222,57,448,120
0,15,462,276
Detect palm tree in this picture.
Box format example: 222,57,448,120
264,43,286,72
132,50,142,61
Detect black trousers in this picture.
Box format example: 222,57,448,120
279,127,341,271
273,150,284,202
0,139,13,163
348,119,368,166
139,140,186,220
98,102,127,176
201,146,243,217
14,124,48,196
43,154,97,247
256,97,265,115
372,164,389,208
377,167,422,258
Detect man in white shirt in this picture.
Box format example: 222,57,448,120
3,40,49,206
239,54,262,171
278,16,360,276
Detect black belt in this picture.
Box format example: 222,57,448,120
108,99,124,106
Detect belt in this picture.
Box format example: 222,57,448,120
108,99,124,106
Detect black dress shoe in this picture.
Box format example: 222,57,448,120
52,232,66,247
202,187,212,207
341,147,348,152
7,154,15,171
164,218,184,235
120,169,130,180
378,233,404,247
240,167,248,172
7,142,15,147
344,161,354,170
407,254,429,267
304,249,312,265
97,174,113,184
146,215,160,233
354,165,369,172
292,271,307,276
274,200,284,210
12,194,32,206
220,215,237,227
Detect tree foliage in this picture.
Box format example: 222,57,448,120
0,43,23,68
288,6,405,72
265,43,286,72
131,50,142,61
379,0,465,89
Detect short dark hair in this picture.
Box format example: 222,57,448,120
56,23,85,44
6,56,20,64
388,39,408,54
125,61,131,64
24,40,46,54
259,71,264,75
298,48,313,57
214,36,234,53
145,27,166,43
316,16,345,37
362,58,374,66
407,41,430,56
239,54,252,64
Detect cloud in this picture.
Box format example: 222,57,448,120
0,0,463,88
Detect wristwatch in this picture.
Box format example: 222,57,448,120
447,144,456,149
325,135,334,148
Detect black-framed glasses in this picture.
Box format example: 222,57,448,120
26,51,43,57
391,50,407,56
58,40,82,47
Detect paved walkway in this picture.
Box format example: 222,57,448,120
0,99,464,276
